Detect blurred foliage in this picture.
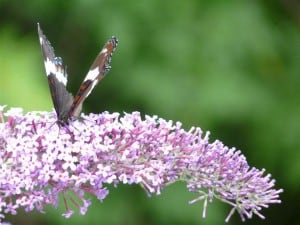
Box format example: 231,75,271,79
0,0,299,224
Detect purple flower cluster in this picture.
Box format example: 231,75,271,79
0,106,282,224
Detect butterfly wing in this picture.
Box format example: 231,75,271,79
38,23,74,123
68,36,118,119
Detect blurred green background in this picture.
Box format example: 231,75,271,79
0,0,298,224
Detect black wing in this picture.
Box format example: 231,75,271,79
67,36,118,119
38,23,74,123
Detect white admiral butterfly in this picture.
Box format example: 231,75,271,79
38,23,118,126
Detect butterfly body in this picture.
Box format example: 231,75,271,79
38,24,118,125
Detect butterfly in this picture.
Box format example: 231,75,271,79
38,23,118,126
